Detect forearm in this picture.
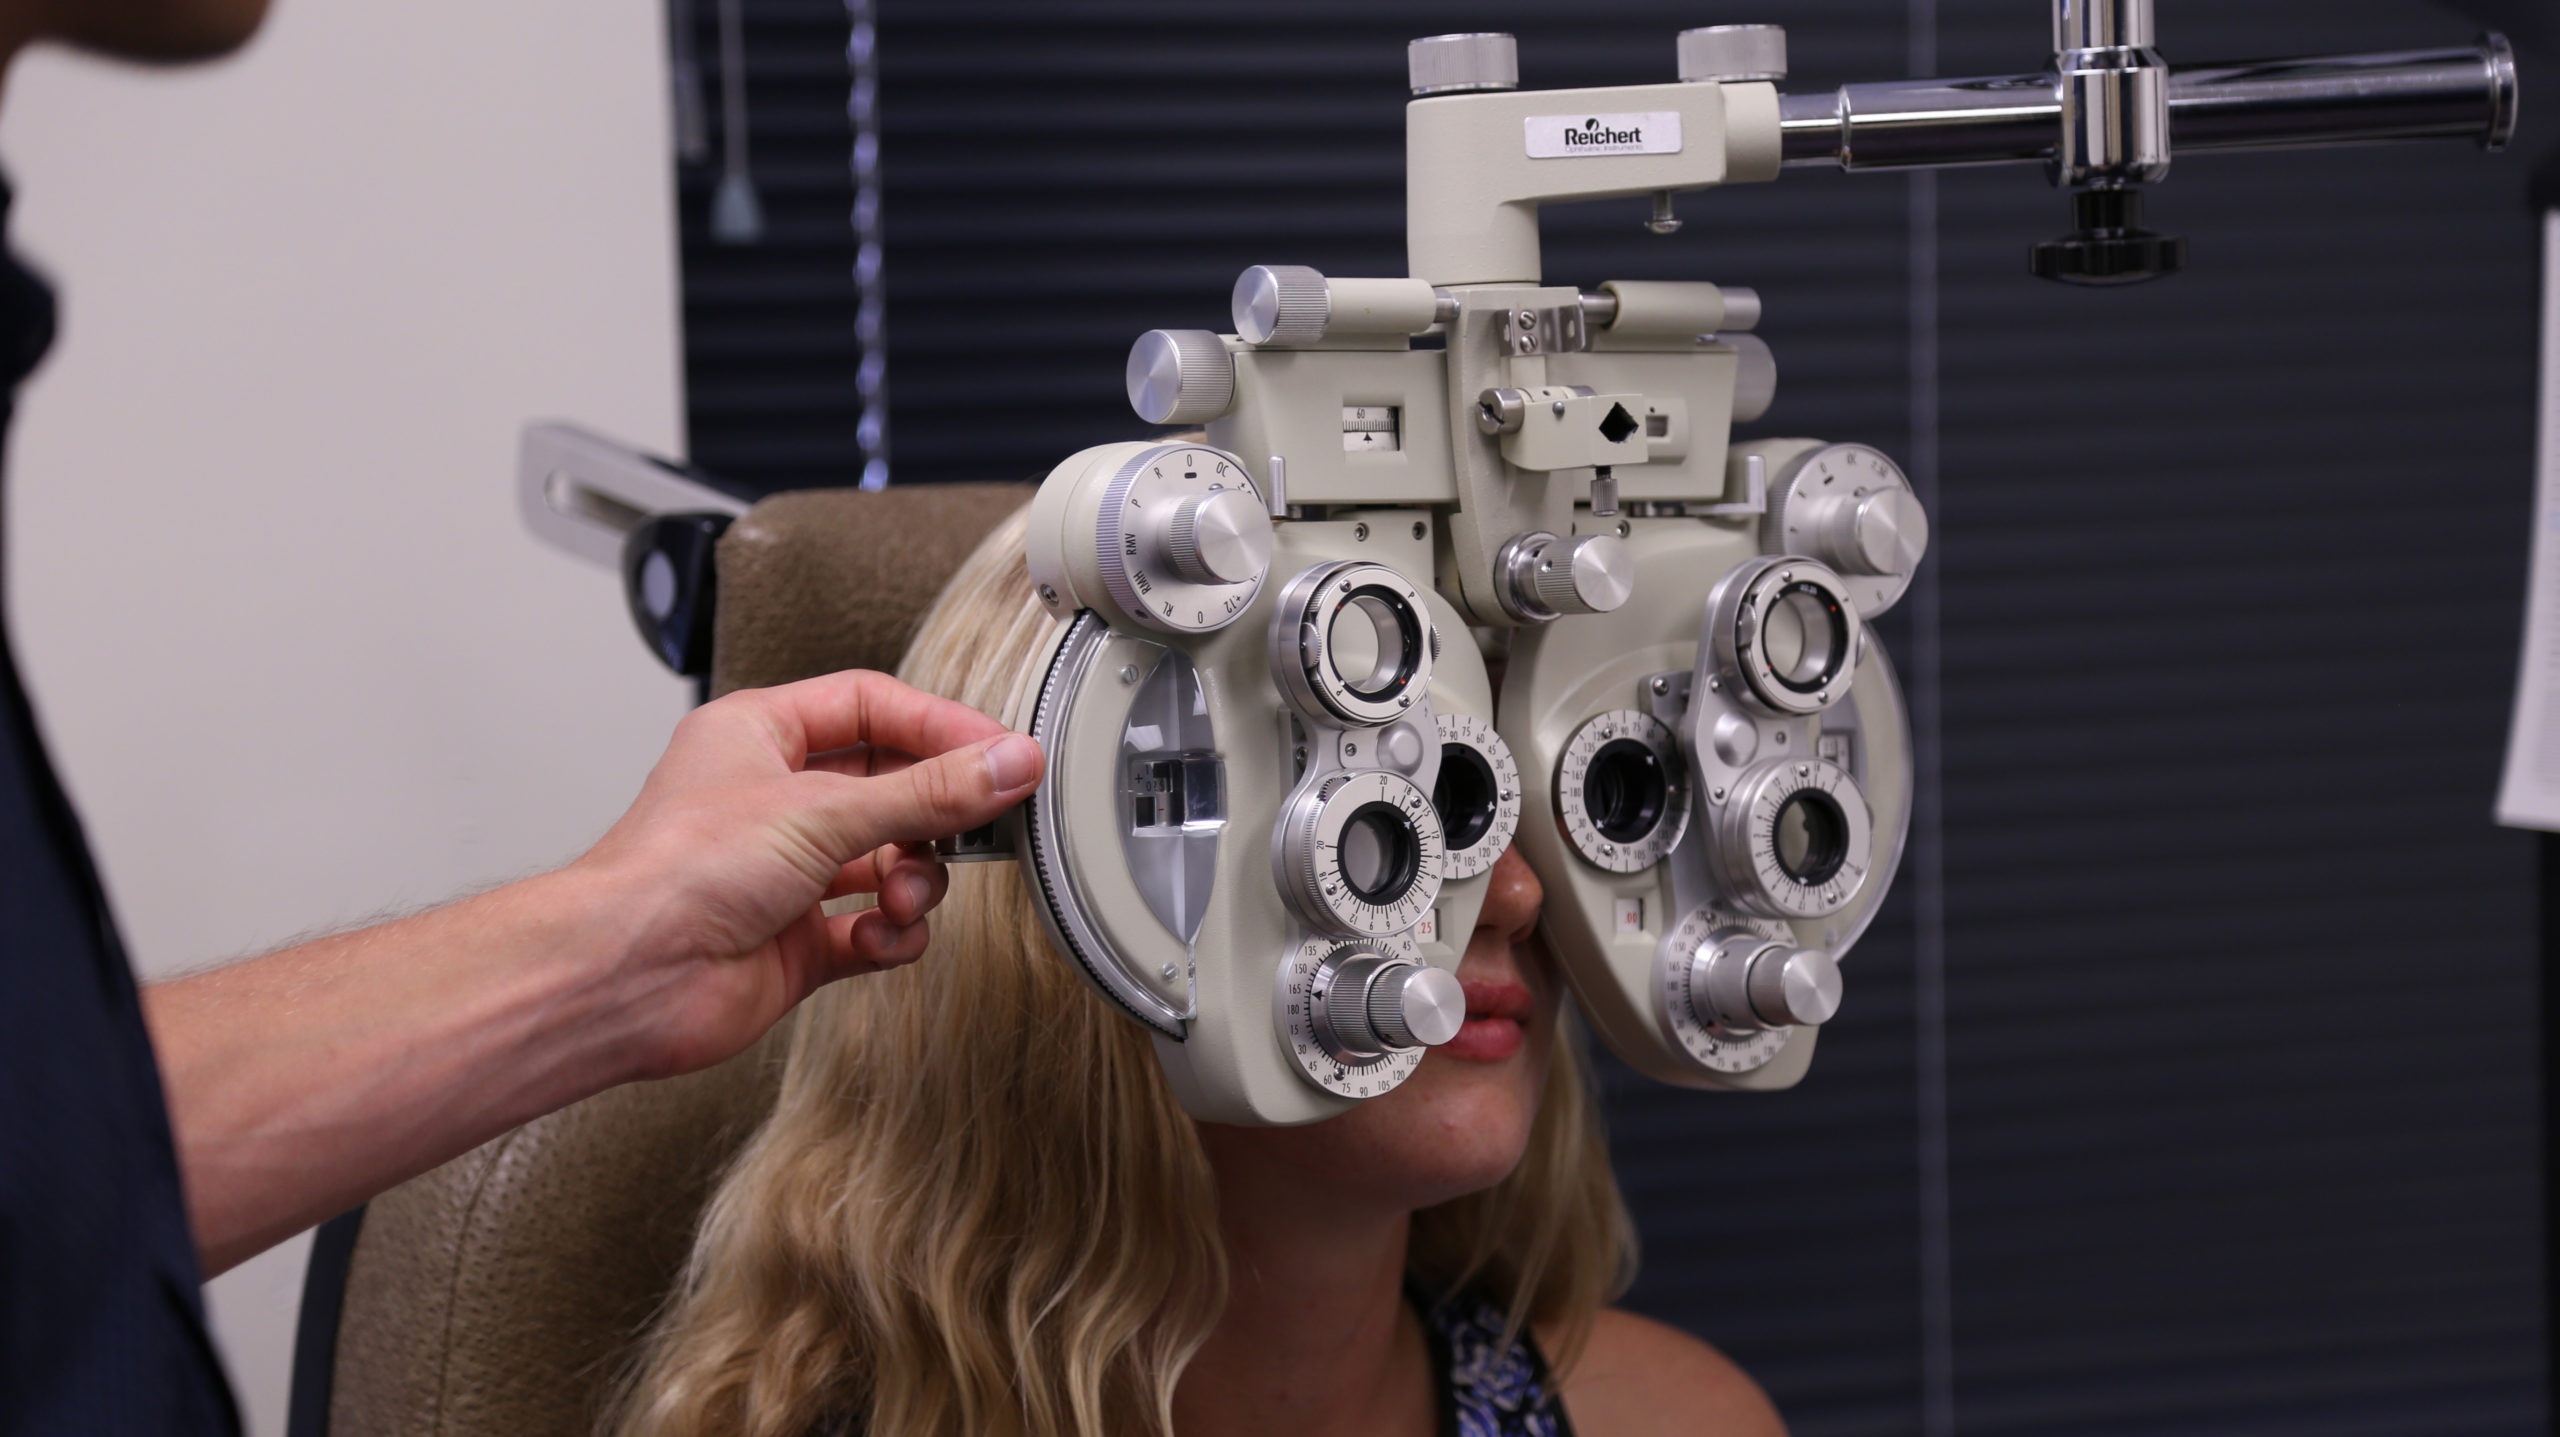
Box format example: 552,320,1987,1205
142,865,660,1276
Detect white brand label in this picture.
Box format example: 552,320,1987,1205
1524,111,1682,159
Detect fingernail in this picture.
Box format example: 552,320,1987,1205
983,733,1041,791
892,872,932,915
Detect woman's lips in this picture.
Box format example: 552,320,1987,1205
1441,980,1533,1063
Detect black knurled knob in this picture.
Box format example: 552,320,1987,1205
2029,187,2186,287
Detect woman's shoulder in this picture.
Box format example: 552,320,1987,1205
1541,1308,1785,1437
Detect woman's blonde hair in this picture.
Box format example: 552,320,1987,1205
611,503,1635,1437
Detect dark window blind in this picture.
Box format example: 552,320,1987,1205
673,3,2548,1431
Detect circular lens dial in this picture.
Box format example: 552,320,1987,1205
1705,557,1863,718
1711,758,1873,919
1279,769,1446,937
1275,932,1437,1098
1555,710,1690,873
1433,712,1522,880
1653,906,1795,1075
1271,562,1437,728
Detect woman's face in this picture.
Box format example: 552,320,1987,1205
1197,845,1559,1214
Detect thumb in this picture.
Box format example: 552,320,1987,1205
813,731,1044,857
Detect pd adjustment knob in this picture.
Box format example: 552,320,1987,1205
1408,32,1519,96
1233,265,1330,347
1499,531,1634,621
1322,956,1464,1057
1126,329,1237,425
1688,931,1843,1031
1164,489,1273,585
1678,24,1787,83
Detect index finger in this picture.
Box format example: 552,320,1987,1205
756,670,1007,767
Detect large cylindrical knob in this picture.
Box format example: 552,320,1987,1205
1162,489,1272,586
1368,962,1465,1049
1689,932,1844,1030
1527,533,1634,617
1802,486,1928,578
1679,24,1787,83
1125,329,1237,425
1409,33,1518,96
1232,265,1330,347
1326,957,1464,1055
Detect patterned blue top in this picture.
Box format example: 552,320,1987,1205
1416,1290,1576,1437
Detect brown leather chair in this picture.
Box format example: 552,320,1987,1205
288,483,1030,1437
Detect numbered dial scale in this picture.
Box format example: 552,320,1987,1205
1278,769,1446,937
1097,444,1271,635
1555,709,1691,874
1434,712,1522,881
1654,906,1796,1075
1276,932,1443,1097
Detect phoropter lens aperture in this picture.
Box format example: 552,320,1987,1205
1433,742,1500,851
1761,581,1849,695
1336,801,1422,904
1772,789,1849,887
1329,586,1422,702
1585,738,1669,845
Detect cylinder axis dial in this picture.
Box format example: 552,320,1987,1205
1710,758,1874,919
1278,769,1446,938
1097,444,1271,635
1275,933,1441,1097
1555,709,1690,874
1433,712,1522,881
1653,906,1794,1075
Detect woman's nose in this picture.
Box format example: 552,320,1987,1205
1476,846,1544,942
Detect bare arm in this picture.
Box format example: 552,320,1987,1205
141,670,1043,1276
1551,1308,1786,1437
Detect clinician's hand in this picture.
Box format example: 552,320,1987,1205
142,669,1042,1276
575,670,1044,1076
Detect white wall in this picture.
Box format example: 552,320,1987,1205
0,3,693,1432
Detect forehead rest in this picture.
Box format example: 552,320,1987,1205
710,483,1032,697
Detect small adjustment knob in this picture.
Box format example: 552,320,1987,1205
1327,958,1464,1055
1162,489,1273,586
1747,946,1842,1027
1528,533,1634,617
1232,265,1330,348
1678,24,1787,83
1804,487,1929,578
1126,329,1236,425
1689,932,1843,1031
1368,963,1465,1049
1408,33,1518,96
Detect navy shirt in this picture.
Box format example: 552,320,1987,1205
0,182,241,1433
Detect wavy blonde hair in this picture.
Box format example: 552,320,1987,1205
611,502,1635,1437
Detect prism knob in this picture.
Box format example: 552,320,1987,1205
1408,33,1518,96
1162,489,1272,586
1678,24,1787,83
1804,486,1929,578
1126,329,1236,425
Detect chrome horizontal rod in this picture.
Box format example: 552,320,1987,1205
1778,38,2517,172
